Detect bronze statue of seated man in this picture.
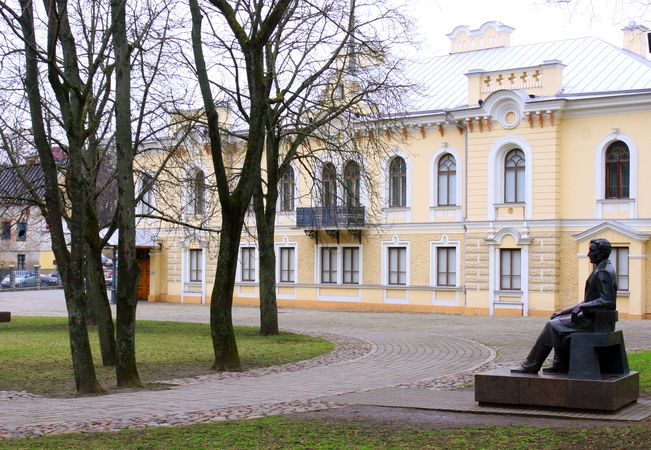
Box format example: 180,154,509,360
512,238,617,374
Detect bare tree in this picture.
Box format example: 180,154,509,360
250,0,416,335
0,0,182,392
184,0,416,369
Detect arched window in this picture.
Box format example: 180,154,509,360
437,154,456,206
389,157,406,207
344,161,360,207
191,169,206,215
504,149,525,203
322,163,337,207
605,141,630,199
280,167,294,211
140,172,155,215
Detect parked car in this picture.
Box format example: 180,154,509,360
105,269,113,287
1,272,57,288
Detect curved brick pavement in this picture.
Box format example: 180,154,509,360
2,290,651,431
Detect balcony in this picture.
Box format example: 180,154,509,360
296,206,365,228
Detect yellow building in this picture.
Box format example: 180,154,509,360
140,21,651,319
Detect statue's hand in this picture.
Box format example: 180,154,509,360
570,305,583,323
551,311,562,319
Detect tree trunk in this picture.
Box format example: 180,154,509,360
209,217,244,371
112,0,142,388
85,243,116,366
17,0,105,395
254,184,279,335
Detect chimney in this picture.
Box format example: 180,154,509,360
622,21,649,57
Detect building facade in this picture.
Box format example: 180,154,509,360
139,21,651,319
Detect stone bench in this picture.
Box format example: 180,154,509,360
0,311,10,322
565,310,629,380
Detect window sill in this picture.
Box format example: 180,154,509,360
495,290,523,294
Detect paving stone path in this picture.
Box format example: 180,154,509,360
2,291,651,439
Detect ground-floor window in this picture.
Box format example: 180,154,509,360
189,249,202,282
343,247,360,284
500,249,521,290
436,247,456,286
609,247,629,291
241,247,256,282
388,247,407,285
321,247,337,283
279,247,295,283
17,254,25,270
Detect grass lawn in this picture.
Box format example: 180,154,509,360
1,416,651,449
0,316,334,397
1,317,649,449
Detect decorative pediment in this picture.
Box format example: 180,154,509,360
572,221,649,242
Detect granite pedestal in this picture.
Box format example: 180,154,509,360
475,368,639,412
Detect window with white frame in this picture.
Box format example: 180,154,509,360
608,247,629,292
279,247,295,283
241,247,256,282
500,249,521,290
388,246,407,285
389,157,407,207
189,249,202,282
504,149,525,203
343,247,360,284
437,154,456,206
436,247,457,286
321,247,337,283
280,167,295,211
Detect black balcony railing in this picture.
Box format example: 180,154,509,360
296,206,365,228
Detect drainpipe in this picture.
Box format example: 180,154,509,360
444,111,468,308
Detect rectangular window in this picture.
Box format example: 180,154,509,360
343,247,360,284
609,247,629,291
17,223,26,241
321,247,338,283
17,254,25,270
388,247,407,285
437,247,456,286
189,249,202,282
2,222,10,240
241,247,256,282
279,247,295,283
500,249,521,290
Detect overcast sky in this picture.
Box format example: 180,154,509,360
410,0,650,58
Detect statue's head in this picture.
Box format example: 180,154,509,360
588,238,612,264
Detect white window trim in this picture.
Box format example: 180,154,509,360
180,245,207,305
276,161,300,214
314,244,363,285
136,171,156,223
381,235,410,286
486,227,531,316
382,149,412,215
275,236,298,284
184,162,209,218
430,235,461,288
430,146,462,208
237,243,258,283
487,136,533,221
594,132,637,219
